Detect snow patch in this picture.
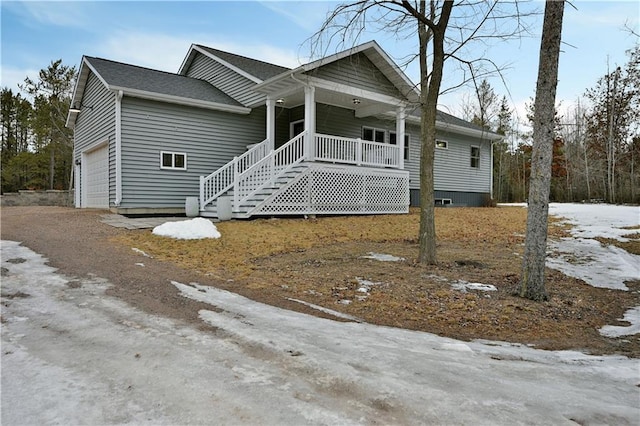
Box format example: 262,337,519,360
152,218,221,240
546,203,639,291
361,252,405,262
131,247,152,258
286,298,363,322
451,281,497,292
599,306,640,338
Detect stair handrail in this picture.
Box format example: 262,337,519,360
199,138,269,210
234,132,306,210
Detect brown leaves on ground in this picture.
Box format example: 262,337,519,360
116,207,639,357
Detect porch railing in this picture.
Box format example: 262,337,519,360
234,132,306,211
200,132,402,212
314,133,401,169
199,138,270,210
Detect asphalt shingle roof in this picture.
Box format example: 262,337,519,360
195,45,291,81
406,105,490,133
86,56,244,107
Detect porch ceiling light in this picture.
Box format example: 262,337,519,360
276,98,285,105
352,98,361,105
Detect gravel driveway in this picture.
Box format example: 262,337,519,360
2,207,639,425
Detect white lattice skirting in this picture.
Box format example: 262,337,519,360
252,164,410,215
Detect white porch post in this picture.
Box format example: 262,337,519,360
396,106,406,169
266,96,276,150
304,85,316,160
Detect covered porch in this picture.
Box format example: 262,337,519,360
199,43,417,218
259,70,410,171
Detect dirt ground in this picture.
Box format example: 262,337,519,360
2,206,638,358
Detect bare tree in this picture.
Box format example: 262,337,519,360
311,0,534,264
519,0,565,301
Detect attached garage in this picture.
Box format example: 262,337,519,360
82,144,109,208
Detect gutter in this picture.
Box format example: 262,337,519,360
110,86,251,115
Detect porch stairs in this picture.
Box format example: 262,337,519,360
200,163,309,219
199,132,410,219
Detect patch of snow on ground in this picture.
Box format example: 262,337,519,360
131,247,152,257
546,238,637,290
3,241,640,425
546,203,639,291
549,203,639,242
451,281,497,292
285,297,363,322
546,204,639,337
354,277,384,301
599,307,640,338
152,217,221,240
361,252,405,262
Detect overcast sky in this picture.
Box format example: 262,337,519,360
1,0,638,124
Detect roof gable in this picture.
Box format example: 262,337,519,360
179,44,291,83
305,51,403,99
256,41,420,104
85,57,243,107
67,56,250,128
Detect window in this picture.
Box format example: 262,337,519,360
389,132,410,160
436,140,448,149
470,146,480,168
435,198,452,206
160,151,187,170
362,126,386,143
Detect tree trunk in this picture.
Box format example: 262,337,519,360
417,0,452,264
519,0,565,301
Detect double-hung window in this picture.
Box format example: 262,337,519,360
160,151,187,170
389,132,410,160
470,146,480,169
362,126,386,143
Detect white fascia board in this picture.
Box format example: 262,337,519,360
254,70,298,93
396,113,503,141
192,45,262,84
300,41,377,72
254,42,380,93
110,86,252,114
66,57,111,128
177,44,197,75
305,76,406,107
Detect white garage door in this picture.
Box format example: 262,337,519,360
83,145,109,208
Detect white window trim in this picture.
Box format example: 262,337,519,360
436,139,448,149
389,131,410,160
435,198,452,206
160,151,187,170
362,126,387,143
470,145,480,169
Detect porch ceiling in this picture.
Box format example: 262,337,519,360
264,78,402,117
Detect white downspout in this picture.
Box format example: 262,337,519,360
114,90,123,206
490,139,495,201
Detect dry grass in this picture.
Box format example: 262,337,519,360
115,206,639,357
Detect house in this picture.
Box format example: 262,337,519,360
66,41,501,218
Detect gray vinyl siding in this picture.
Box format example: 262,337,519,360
119,97,265,208
184,52,264,107
312,104,492,196
73,72,116,205
410,190,489,207
307,52,402,98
